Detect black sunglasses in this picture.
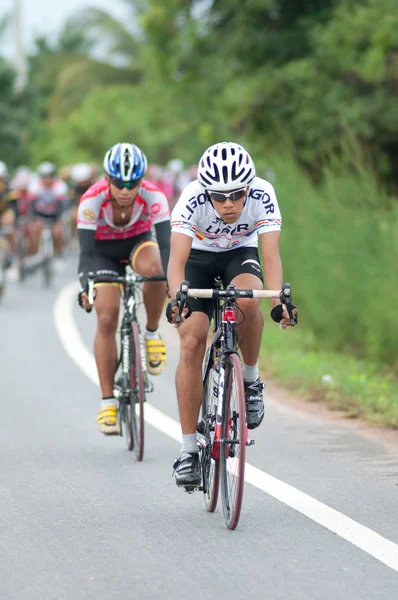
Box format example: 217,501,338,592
208,188,247,203
109,177,141,190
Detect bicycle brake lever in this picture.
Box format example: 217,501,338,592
176,280,190,324
280,282,296,327
86,271,95,312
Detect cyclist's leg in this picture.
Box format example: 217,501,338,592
230,272,263,365
51,218,64,254
0,209,16,255
131,236,168,375
94,283,120,397
173,253,215,487
131,239,167,329
173,312,209,487
94,282,121,434
89,245,126,434
28,217,43,255
224,248,265,429
176,313,209,433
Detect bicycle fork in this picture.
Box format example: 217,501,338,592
210,362,254,460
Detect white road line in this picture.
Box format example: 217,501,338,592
54,281,398,573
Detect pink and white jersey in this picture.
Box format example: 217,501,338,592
77,179,170,241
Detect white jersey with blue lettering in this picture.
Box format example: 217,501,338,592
171,177,282,252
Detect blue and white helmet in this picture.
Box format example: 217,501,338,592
103,143,147,182
197,142,255,191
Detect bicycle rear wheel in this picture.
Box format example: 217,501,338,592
201,351,220,512
220,353,246,530
130,321,145,461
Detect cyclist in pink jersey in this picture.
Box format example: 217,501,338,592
77,142,170,435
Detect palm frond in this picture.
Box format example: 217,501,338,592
77,8,140,61
48,57,143,117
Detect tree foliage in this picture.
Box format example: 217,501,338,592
0,0,397,181
0,59,29,167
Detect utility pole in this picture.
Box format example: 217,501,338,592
14,0,27,92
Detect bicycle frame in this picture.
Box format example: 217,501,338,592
117,274,148,400
202,286,251,462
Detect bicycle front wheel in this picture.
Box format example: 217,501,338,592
130,321,145,461
41,230,54,288
201,352,220,513
220,353,246,530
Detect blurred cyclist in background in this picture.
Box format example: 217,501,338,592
10,166,33,218
0,160,18,272
28,162,69,265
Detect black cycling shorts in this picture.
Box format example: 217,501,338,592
92,230,156,276
185,246,263,320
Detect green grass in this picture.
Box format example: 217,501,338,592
259,314,398,429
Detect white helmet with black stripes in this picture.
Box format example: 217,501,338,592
197,142,255,192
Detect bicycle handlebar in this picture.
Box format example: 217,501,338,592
186,288,281,299
176,280,296,327
86,271,166,306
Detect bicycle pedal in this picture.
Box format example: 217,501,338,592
196,435,206,449
184,486,201,494
144,375,154,393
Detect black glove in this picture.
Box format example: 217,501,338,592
77,289,90,311
271,303,298,324
166,299,192,323
166,299,178,323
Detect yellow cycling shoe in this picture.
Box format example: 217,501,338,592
145,336,167,376
96,404,120,435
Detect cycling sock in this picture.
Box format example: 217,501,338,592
181,433,198,455
101,397,117,408
145,327,160,340
242,362,259,382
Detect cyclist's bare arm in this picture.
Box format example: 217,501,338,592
167,232,193,324
167,232,192,297
259,231,296,327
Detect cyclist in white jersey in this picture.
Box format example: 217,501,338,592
166,142,297,488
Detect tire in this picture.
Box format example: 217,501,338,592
123,382,134,452
43,257,53,287
16,233,28,283
41,229,54,288
130,321,145,461
220,353,246,530
201,350,220,512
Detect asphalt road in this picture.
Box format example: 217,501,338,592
0,254,397,599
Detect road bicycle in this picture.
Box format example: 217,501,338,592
19,220,54,287
176,279,296,530
88,268,167,461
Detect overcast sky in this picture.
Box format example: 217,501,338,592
1,0,124,62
